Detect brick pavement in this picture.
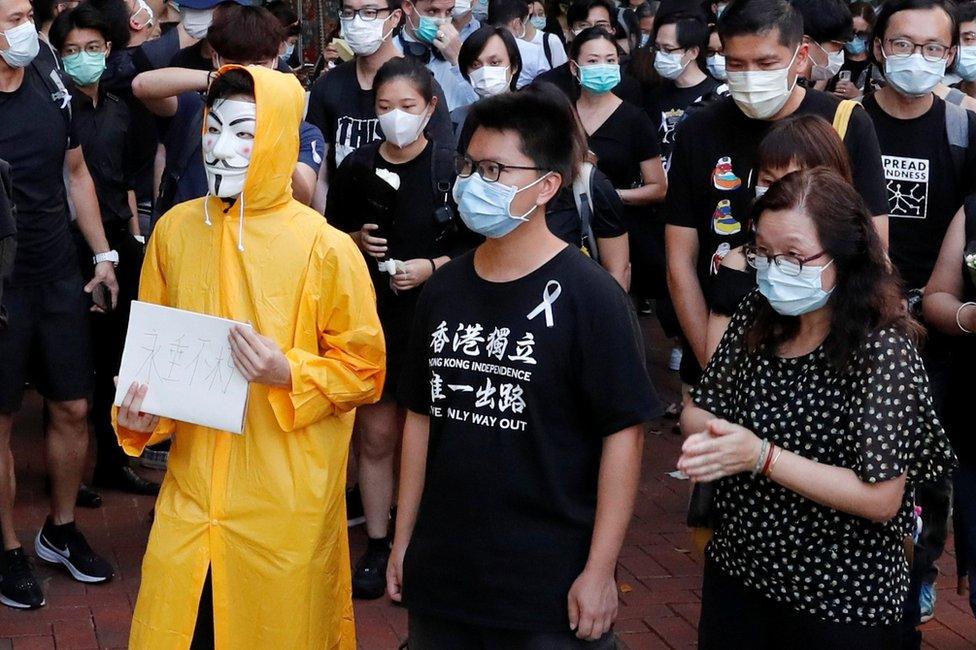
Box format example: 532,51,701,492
1,318,974,648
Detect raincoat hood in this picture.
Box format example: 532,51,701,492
206,64,303,214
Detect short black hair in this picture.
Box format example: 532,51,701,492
264,0,301,37
958,0,976,26
49,4,112,51
466,82,583,187
653,11,709,68
871,0,957,67
789,0,853,43
374,55,436,103
569,25,620,58
88,0,136,48
206,67,256,108
718,0,804,49
849,1,876,28
32,0,61,27
458,25,523,90
208,3,285,63
566,0,615,27
488,0,529,25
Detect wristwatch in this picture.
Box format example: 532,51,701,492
93,250,120,267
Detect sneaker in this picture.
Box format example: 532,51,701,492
668,346,683,372
919,581,937,623
0,548,45,609
346,486,366,528
352,542,390,600
34,519,114,584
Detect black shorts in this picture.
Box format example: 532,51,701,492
0,274,93,412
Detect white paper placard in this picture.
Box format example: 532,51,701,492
113,301,250,434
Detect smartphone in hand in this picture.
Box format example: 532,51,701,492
93,282,114,312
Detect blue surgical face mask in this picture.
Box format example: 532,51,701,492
473,0,489,21
414,13,444,44
883,51,945,97
283,42,295,60
577,63,620,94
755,256,835,316
957,45,976,81
845,36,867,55
530,15,547,30
62,50,106,86
453,171,552,238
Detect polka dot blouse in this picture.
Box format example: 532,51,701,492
691,292,954,626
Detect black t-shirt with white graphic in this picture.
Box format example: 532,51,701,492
306,60,454,181
644,76,723,169
664,90,889,294
0,63,78,286
863,94,976,289
399,246,660,631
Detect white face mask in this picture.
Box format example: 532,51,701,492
182,7,213,40
202,98,256,198
653,49,689,80
469,65,509,97
378,107,430,148
0,20,39,68
340,14,394,56
453,0,472,17
810,42,844,81
883,51,946,97
726,47,799,120
130,0,154,29
707,53,726,79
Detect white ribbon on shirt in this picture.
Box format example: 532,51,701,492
526,280,562,328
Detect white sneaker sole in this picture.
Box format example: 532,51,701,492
0,593,45,609
34,532,111,584
347,515,366,527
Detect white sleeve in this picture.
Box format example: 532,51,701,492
547,33,568,68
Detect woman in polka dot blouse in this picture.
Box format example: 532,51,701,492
677,168,954,648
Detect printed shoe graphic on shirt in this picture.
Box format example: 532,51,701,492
712,200,741,236
711,242,731,275
712,156,741,191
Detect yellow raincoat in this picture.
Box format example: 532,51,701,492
114,66,385,649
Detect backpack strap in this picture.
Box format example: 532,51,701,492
430,144,455,208
542,32,554,69
831,99,858,140
945,87,967,107
944,99,969,181
572,161,599,263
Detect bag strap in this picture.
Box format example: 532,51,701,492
542,32,554,69
945,87,967,107
430,144,454,207
572,162,599,263
831,99,857,140
944,99,969,182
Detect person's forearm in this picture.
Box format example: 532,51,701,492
596,235,630,291
667,261,708,366
585,427,644,574
132,67,209,100
311,152,330,215
393,411,431,549
291,164,317,206
704,312,731,363
923,291,974,336
873,214,888,250
71,168,110,254
679,403,715,438
769,450,906,523
618,182,666,206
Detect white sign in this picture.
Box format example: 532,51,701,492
114,301,250,434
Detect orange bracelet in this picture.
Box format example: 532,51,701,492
765,447,784,477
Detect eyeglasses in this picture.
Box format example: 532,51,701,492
852,30,870,40
573,21,613,31
884,37,951,62
743,245,830,276
62,42,107,56
338,6,392,20
654,45,683,54
455,154,546,183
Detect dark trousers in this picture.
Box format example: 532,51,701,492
407,612,616,650
190,569,214,649
954,465,976,619
699,561,900,649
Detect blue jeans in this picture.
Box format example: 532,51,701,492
954,464,976,619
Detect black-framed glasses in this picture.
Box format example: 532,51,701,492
338,6,392,20
62,41,108,56
884,37,951,62
743,245,830,276
454,153,546,183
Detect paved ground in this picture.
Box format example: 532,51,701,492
1,317,974,649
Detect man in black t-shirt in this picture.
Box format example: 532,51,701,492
390,86,659,646
664,0,888,388
0,0,118,610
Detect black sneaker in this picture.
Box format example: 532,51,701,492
346,486,366,528
352,542,390,600
0,547,45,609
34,519,114,584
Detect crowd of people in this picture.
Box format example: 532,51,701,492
0,0,974,647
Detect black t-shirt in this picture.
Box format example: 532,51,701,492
664,90,889,293
398,246,660,631
169,41,213,71
643,76,723,169
533,62,643,106
306,60,454,181
945,196,976,466
72,90,137,224
0,63,77,286
546,168,628,247
862,94,976,289
826,57,875,95
585,100,660,191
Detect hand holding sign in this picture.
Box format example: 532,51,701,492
117,382,162,433
228,325,291,388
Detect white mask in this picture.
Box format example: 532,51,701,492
202,98,256,198
130,0,155,29
452,0,472,17
182,7,213,40
707,53,726,79
340,14,394,56
0,20,39,69
653,49,689,80
810,43,844,81
726,47,799,120
469,65,510,97
883,52,946,97
378,108,430,148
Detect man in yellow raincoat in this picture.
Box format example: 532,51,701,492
114,64,385,648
